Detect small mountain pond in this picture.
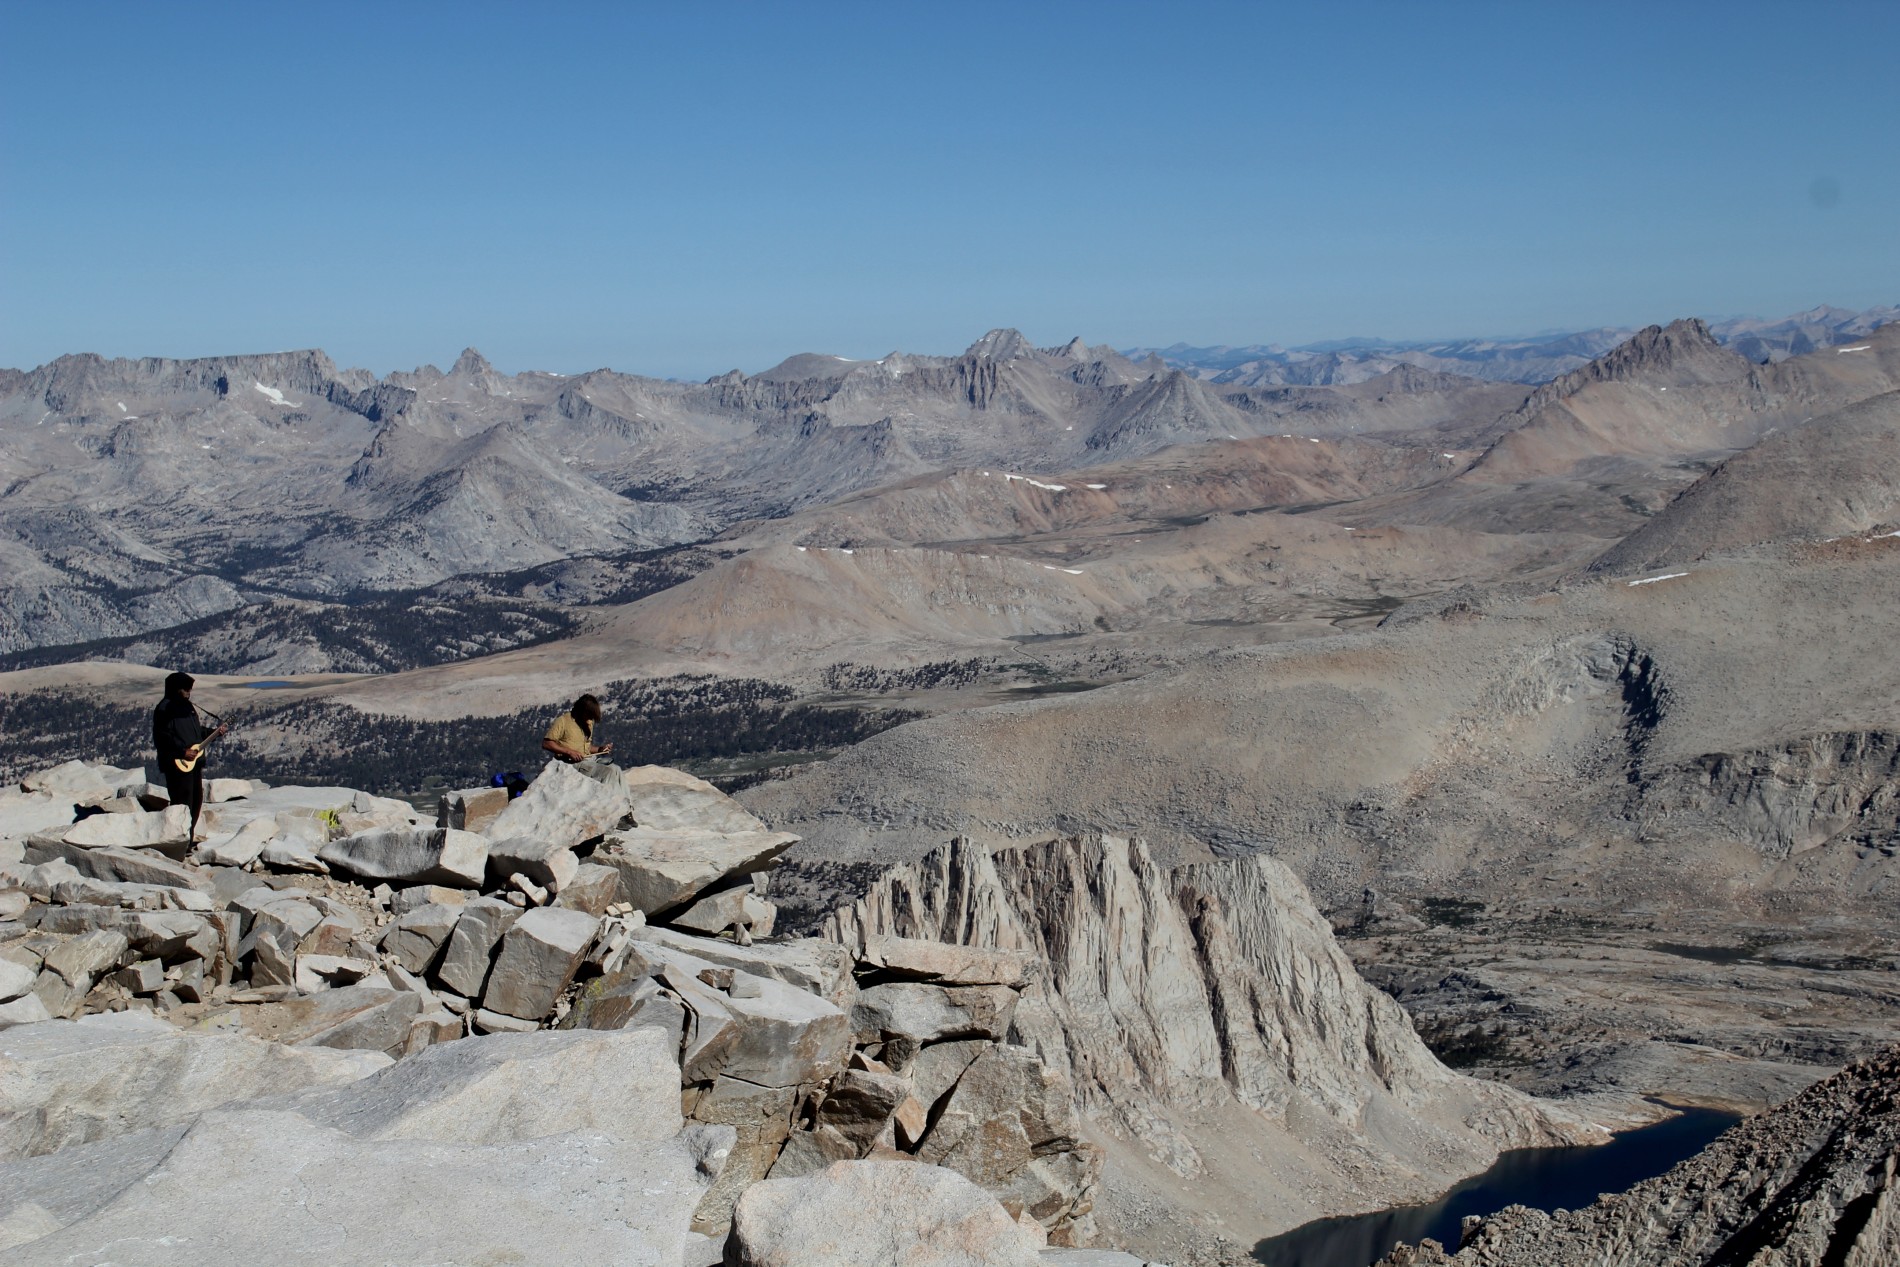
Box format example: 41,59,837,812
1253,1105,1741,1267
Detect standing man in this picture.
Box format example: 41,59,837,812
542,693,621,784
152,672,225,841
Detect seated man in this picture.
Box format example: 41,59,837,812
542,693,621,784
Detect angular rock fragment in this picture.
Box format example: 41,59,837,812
378,902,462,975
295,954,374,992
44,930,131,988
0,993,53,1029
205,778,253,803
647,946,851,1088
278,983,427,1057
318,827,488,888
260,834,328,874
473,1007,540,1034
439,785,510,834
767,1123,859,1179
0,958,36,1003
487,836,580,893
815,1068,910,1151
434,896,523,999
111,959,166,994
482,907,599,1020
552,862,619,915
247,899,324,986
390,884,472,915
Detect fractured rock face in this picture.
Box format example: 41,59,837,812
433,895,522,999
827,834,1599,1234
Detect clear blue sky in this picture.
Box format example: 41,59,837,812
3,1,1894,378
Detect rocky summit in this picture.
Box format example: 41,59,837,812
1,755,1186,1263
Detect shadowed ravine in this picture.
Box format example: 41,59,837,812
1254,1107,1741,1267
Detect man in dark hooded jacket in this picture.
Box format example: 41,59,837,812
152,672,224,841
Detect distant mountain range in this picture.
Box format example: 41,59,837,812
1124,303,1899,387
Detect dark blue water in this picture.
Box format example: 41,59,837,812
1253,1106,1740,1267
240,680,297,688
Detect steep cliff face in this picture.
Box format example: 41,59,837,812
823,835,1601,1238
1381,1045,1900,1267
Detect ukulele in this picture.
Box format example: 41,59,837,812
173,708,231,772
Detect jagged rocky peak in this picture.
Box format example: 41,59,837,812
962,327,1036,361
1522,316,1747,412
1059,335,1090,360
448,347,494,378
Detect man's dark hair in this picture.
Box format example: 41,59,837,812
163,671,195,697
571,694,602,725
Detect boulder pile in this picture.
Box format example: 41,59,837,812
1,756,1111,1256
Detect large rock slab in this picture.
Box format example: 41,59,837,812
434,895,522,998
0,1125,188,1252
625,766,770,833
3,1025,712,1265
597,827,800,915
482,759,630,849
728,1159,1044,1267
28,839,210,890
0,793,75,843
5,1108,716,1266
852,982,1020,1045
318,826,488,888
633,926,856,1006
19,761,143,802
0,1011,386,1159
860,935,1041,989
61,806,191,851
482,906,600,1020
278,1026,686,1143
